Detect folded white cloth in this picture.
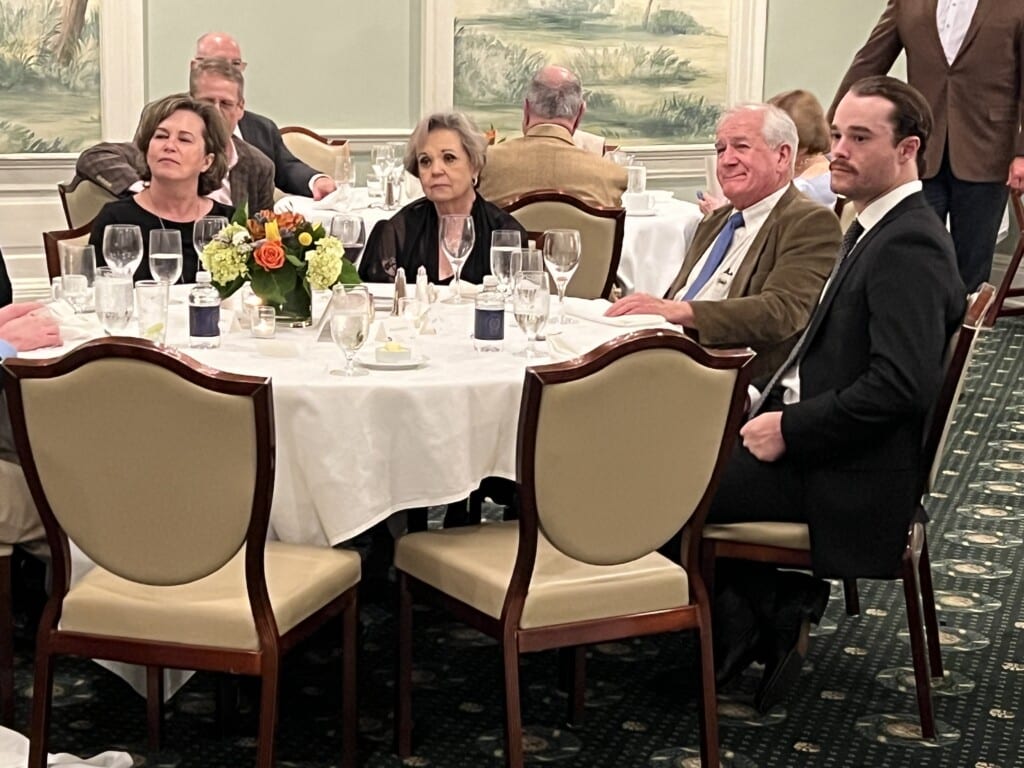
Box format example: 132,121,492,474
562,297,665,328
0,725,132,767
309,187,354,212
46,300,101,341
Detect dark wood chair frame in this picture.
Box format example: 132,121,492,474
699,284,996,741
42,222,93,281
2,338,358,768
503,190,625,300
986,190,1024,325
397,330,756,768
278,125,349,147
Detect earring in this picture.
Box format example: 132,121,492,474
472,175,479,186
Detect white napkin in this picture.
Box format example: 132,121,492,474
546,323,630,360
309,187,352,212
563,297,665,328
0,724,132,767
46,300,101,340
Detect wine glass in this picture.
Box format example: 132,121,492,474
94,273,134,334
58,242,97,313
102,224,143,278
439,214,475,304
490,229,522,303
149,229,183,286
193,216,228,262
542,229,582,328
333,156,355,207
512,271,550,360
329,285,371,377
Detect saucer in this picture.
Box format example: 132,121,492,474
625,208,657,217
357,353,428,370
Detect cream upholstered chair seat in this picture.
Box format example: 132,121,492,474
396,521,688,629
62,542,359,649
702,522,810,550
57,179,115,229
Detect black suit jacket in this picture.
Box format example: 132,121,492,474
238,111,320,196
779,192,963,578
0,247,11,308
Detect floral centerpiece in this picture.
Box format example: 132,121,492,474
200,208,360,324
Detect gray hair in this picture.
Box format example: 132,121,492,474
525,70,584,120
189,57,245,100
404,111,488,178
718,103,798,172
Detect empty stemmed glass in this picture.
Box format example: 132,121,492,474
490,229,521,305
194,216,228,259
149,229,183,286
543,228,581,328
102,224,143,278
329,285,371,377
513,271,550,359
59,243,97,313
439,214,475,304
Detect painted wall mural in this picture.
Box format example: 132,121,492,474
453,0,729,145
0,0,100,153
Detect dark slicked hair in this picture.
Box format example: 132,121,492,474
848,76,933,177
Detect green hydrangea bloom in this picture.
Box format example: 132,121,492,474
305,236,344,289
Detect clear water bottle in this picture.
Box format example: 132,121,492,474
474,275,504,352
188,271,221,348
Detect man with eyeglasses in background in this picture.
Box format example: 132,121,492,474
193,32,335,200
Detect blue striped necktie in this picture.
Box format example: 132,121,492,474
682,211,745,300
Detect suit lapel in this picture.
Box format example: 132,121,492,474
727,184,799,298
663,207,730,298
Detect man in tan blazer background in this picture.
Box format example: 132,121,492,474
478,65,627,208
608,104,840,379
830,0,1024,291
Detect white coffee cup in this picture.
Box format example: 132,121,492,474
621,191,654,213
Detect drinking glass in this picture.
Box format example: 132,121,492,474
511,245,544,277
102,224,143,278
490,229,522,303
94,273,134,334
58,243,96,313
332,156,355,207
512,271,550,360
439,214,475,304
330,214,363,246
543,229,582,328
370,144,394,184
149,229,183,286
193,216,228,263
135,280,169,344
329,285,371,377
626,164,647,194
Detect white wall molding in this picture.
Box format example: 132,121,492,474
99,0,146,140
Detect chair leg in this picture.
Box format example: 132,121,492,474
27,647,55,768
341,594,358,768
558,646,586,727
695,611,720,768
902,567,936,740
917,537,944,679
395,572,414,757
842,578,860,615
0,554,14,726
145,666,163,752
256,660,280,768
501,639,524,768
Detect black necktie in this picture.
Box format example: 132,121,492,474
749,219,864,417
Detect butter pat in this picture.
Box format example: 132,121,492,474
376,342,412,363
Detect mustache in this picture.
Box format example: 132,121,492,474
830,161,855,173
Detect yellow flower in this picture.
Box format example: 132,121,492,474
298,231,313,246
264,219,281,242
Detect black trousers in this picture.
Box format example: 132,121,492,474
922,147,1009,293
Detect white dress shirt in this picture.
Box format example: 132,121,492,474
936,0,979,64
673,184,789,302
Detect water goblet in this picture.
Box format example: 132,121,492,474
542,229,581,328
512,271,550,360
511,245,544,277
150,229,183,286
490,229,522,304
193,216,228,263
58,242,96,313
439,214,475,304
94,273,134,334
102,223,143,278
329,285,371,377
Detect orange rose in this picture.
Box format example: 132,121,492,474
254,241,286,270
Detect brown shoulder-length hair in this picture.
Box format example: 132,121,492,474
768,89,831,156
133,93,230,196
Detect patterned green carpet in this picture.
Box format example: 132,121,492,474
9,317,1024,767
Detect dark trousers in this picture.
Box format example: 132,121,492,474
922,147,1009,293
706,438,806,527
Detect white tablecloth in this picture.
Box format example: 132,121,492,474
276,191,705,299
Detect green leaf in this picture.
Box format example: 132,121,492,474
284,249,305,269
214,275,246,299
249,265,298,306
338,259,361,285
230,203,249,227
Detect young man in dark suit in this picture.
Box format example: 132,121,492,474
710,76,964,712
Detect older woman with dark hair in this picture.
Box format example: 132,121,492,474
89,93,233,282
358,111,525,284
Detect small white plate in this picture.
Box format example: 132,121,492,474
625,208,657,217
357,353,429,370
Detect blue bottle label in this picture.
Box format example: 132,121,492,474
189,305,220,337
474,307,504,341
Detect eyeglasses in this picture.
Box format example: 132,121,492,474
200,97,240,111
193,55,247,71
